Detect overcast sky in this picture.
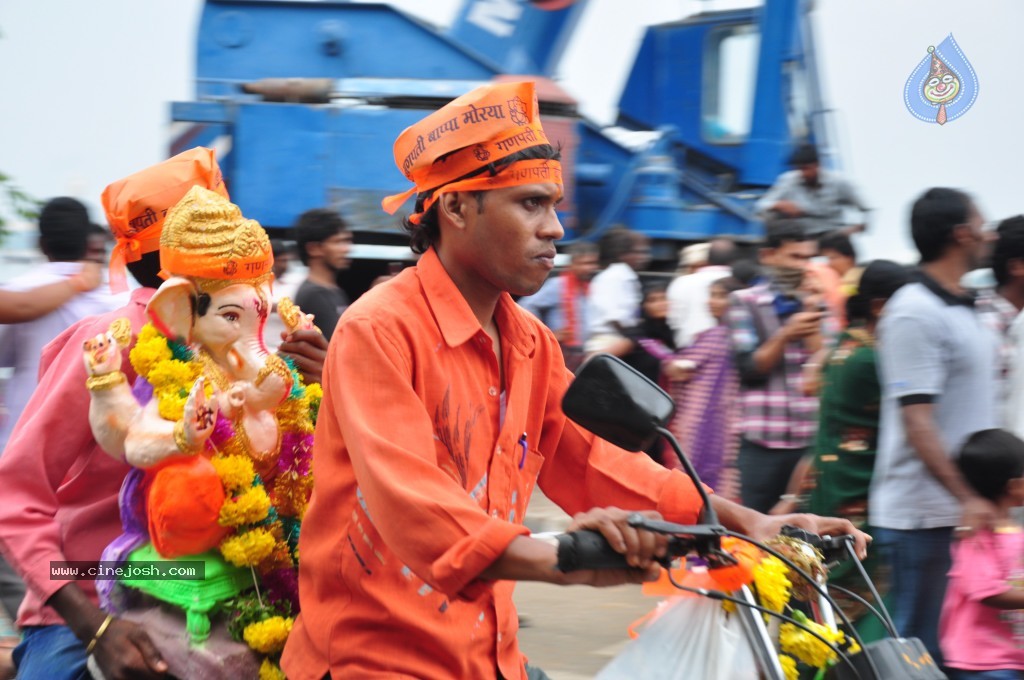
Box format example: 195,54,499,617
2,0,1021,263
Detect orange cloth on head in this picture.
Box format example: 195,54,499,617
102,147,228,293
381,81,563,223
147,455,230,559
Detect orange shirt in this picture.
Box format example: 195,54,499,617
282,248,705,679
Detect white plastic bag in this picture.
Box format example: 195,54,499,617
595,596,759,680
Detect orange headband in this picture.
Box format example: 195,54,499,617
101,147,227,292
381,81,562,222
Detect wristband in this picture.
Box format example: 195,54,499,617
173,419,200,454
85,614,114,656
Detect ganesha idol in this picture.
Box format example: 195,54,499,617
81,186,319,672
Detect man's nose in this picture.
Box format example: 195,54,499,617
541,208,564,241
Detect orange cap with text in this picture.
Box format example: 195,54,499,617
101,147,228,292
381,81,562,223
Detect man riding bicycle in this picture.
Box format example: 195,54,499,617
282,82,869,680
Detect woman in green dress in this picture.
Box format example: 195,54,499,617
774,259,909,642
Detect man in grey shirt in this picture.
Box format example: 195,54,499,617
756,144,870,238
870,187,999,666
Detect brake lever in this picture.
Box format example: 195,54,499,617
780,524,854,564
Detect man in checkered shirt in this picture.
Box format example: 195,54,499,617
726,221,832,512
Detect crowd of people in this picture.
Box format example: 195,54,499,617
0,80,1018,680
517,188,1024,677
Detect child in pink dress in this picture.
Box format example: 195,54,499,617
939,428,1024,679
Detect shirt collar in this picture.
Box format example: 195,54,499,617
914,269,976,307
417,248,537,356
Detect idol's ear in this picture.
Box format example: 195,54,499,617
146,277,199,344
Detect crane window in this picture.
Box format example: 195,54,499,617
702,23,760,144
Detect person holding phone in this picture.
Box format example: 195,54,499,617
725,220,835,513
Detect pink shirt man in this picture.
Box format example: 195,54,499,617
0,288,151,626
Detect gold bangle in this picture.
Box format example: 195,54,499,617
85,372,127,392
85,613,114,656
173,419,200,455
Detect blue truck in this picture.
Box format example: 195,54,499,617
171,0,824,283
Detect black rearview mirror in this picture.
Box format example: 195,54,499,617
561,353,676,452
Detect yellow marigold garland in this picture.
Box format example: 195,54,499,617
221,527,277,567
211,455,256,495
243,616,294,655
218,486,272,527
258,658,287,680
128,322,318,667
129,325,172,376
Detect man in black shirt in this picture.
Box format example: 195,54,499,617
293,208,353,340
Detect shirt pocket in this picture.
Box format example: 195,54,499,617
508,447,544,525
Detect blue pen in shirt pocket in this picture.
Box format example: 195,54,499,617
517,433,528,469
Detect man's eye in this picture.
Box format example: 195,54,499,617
223,313,240,322
523,198,541,209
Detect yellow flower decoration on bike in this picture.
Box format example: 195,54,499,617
779,618,847,668
753,554,792,614
779,654,799,680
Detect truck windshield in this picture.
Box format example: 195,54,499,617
702,23,760,144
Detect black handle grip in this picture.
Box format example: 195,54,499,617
555,530,630,572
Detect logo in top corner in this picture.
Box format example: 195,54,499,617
903,34,978,125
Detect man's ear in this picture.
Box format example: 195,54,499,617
147,277,199,344
437,192,470,231
952,222,977,248
305,241,323,262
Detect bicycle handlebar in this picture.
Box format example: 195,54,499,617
554,521,852,574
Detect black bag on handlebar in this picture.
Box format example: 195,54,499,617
826,637,947,680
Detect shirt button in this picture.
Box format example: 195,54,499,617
488,387,498,397
496,446,503,455
491,510,499,517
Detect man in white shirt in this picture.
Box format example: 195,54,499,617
585,228,650,350
666,238,737,348
0,198,123,453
